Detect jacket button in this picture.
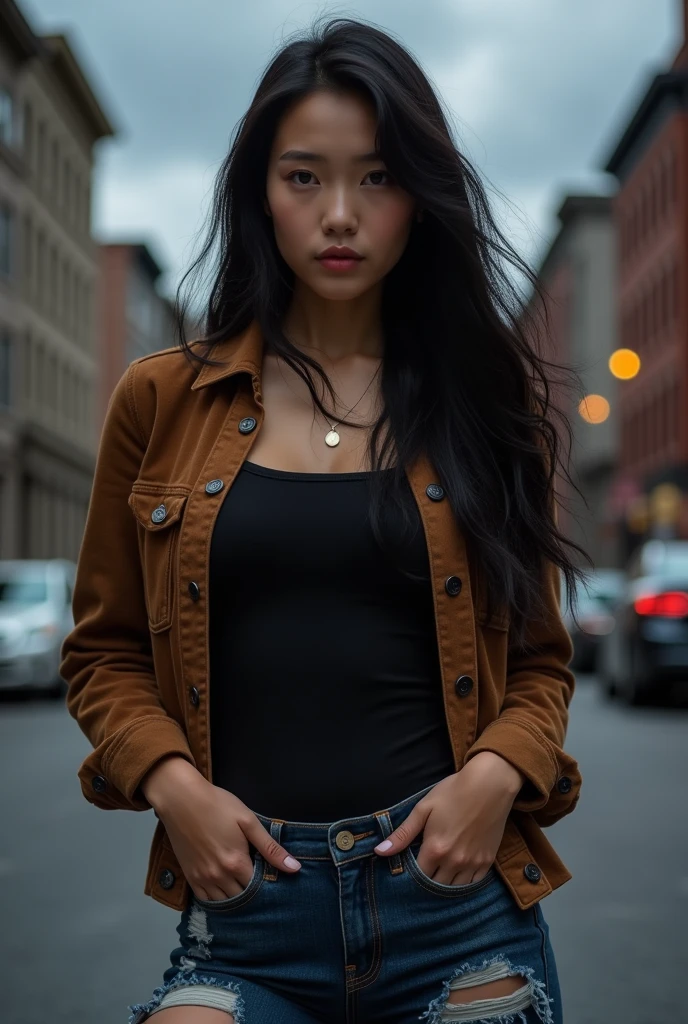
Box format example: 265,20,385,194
524,863,541,883
188,581,200,601
455,675,474,697
557,776,572,794
189,686,200,707
205,478,224,494
445,575,462,596
238,417,257,434
92,775,107,793
151,504,167,524
425,483,445,501
159,869,176,890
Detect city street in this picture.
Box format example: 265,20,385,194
1,677,687,1024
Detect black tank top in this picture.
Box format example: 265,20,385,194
208,460,455,821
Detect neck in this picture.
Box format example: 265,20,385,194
282,283,384,364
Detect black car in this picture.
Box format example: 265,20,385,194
597,540,688,705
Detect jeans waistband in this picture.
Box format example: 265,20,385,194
253,781,438,866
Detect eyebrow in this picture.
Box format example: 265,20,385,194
278,149,382,163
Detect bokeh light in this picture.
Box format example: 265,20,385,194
609,348,641,379
578,394,610,424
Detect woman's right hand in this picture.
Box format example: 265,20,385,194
140,755,301,902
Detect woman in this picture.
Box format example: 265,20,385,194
61,16,588,1024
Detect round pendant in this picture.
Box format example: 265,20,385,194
325,430,340,447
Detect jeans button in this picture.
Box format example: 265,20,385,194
335,830,355,851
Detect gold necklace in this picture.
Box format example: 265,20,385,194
324,363,382,447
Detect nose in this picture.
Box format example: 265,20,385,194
321,185,358,234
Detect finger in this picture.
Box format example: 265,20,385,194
244,818,301,872
448,867,476,886
195,882,234,901
373,807,426,855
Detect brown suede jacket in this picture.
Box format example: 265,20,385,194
60,319,582,913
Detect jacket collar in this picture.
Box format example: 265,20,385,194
189,319,264,391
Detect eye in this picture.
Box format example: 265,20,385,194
288,170,318,186
366,170,393,186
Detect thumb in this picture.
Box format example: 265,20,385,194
245,819,301,873
374,806,426,856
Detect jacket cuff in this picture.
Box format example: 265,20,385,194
463,717,559,812
100,716,196,808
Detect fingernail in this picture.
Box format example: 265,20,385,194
374,839,393,852
283,855,301,869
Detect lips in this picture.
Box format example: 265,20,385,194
317,247,363,260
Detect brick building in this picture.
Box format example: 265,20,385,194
604,0,688,551
97,242,175,434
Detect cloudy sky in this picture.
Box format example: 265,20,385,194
23,0,679,297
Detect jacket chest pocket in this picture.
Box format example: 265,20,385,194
128,485,190,633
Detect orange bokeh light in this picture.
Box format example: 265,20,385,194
609,348,641,379
578,394,610,424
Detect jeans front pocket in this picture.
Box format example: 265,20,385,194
191,852,265,912
404,838,497,898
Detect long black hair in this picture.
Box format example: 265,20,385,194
175,14,591,644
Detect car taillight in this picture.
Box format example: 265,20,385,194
633,591,688,617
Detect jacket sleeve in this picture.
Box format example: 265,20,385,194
463,556,582,827
60,362,196,812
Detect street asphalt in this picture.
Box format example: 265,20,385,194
1,676,687,1024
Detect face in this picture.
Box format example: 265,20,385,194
264,89,417,301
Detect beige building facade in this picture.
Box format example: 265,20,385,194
0,0,114,560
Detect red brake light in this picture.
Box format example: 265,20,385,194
634,591,688,617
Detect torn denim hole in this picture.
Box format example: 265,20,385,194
419,955,554,1024
127,970,244,1024
187,903,214,962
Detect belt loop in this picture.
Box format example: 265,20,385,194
375,811,404,875
263,819,284,881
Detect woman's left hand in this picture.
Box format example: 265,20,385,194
373,752,525,885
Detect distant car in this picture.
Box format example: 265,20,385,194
562,568,624,673
0,559,76,697
597,539,688,705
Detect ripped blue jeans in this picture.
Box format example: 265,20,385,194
128,781,562,1024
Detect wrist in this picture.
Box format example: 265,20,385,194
467,751,525,798
140,754,203,814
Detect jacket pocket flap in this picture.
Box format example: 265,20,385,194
128,491,189,531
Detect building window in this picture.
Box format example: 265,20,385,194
24,329,32,401
0,202,13,276
0,329,11,407
0,89,14,147
23,100,33,168
22,212,32,293
37,120,46,188
49,245,58,316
